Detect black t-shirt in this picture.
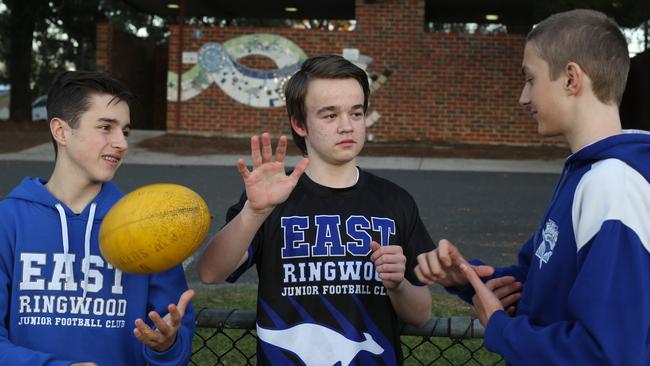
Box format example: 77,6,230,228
226,168,435,365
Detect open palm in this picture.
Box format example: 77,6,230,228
238,133,309,213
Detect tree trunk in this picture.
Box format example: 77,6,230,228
7,0,35,121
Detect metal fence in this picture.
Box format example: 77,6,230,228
190,309,504,365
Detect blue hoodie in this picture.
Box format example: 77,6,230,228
456,130,650,365
0,178,195,366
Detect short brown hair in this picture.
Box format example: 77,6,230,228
284,55,370,155
527,9,629,105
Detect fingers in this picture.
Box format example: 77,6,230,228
486,276,522,309
460,263,489,294
261,132,272,162
473,264,495,278
438,239,460,267
275,135,287,163
251,135,262,168
237,159,250,179
133,317,158,345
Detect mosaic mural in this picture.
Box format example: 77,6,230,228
167,34,307,108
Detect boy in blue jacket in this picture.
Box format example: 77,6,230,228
0,71,195,365
415,9,650,365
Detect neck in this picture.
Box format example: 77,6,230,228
46,161,102,214
305,160,358,188
564,100,622,153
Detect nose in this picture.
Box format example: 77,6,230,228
518,84,530,107
337,115,354,134
111,131,128,151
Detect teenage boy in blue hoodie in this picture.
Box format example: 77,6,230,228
0,71,195,366
415,9,650,365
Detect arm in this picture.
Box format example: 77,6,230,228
140,266,196,366
470,223,650,365
470,165,650,365
370,241,431,326
198,133,308,284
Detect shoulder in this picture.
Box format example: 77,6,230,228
361,170,415,202
572,158,650,252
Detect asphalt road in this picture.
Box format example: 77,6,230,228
0,160,558,289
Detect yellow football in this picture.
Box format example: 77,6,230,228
99,183,211,274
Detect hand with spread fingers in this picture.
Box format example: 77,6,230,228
460,264,505,326
237,133,309,215
414,239,495,288
370,241,406,290
133,289,195,352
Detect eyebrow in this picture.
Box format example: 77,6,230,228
99,118,130,128
521,65,530,75
316,104,364,114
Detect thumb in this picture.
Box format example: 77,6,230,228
370,241,381,252
473,265,495,278
176,289,195,316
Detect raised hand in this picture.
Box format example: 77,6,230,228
370,241,406,290
414,239,494,288
237,133,309,214
133,289,194,352
460,264,504,326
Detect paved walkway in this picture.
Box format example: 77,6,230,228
0,130,565,174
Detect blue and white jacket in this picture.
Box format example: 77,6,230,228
0,178,195,366
461,131,650,365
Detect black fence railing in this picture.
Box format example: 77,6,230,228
191,309,504,365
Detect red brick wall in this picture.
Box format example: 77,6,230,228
163,0,562,146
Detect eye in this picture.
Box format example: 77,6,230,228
325,113,337,119
123,129,131,137
351,112,364,119
99,124,111,131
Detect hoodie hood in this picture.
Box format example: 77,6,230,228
6,178,123,298
6,177,122,218
569,129,650,182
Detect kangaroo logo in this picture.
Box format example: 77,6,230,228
535,219,559,268
256,322,384,365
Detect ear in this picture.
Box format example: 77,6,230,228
564,62,583,96
290,116,307,137
50,118,69,147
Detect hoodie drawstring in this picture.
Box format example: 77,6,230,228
55,202,97,299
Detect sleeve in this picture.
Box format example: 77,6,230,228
400,193,436,285
224,191,262,283
143,265,196,366
0,205,75,366
484,161,650,365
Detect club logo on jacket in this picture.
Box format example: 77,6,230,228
535,219,559,268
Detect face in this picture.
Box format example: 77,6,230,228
58,93,130,184
519,43,569,137
293,78,366,166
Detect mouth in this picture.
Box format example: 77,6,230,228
337,139,356,146
102,154,122,165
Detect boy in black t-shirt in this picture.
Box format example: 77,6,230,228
199,55,435,365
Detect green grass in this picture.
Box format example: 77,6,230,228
190,286,502,365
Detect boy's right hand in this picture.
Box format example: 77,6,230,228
414,239,494,288
237,133,309,214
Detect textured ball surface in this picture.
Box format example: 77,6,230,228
99,183,210,274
